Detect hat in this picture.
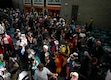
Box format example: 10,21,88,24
73,52,78,57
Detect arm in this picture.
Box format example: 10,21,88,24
46,67,58,80
49,72,58,80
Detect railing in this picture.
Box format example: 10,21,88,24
24,0,43,4
34,0,43,4
24,0,31,4
24,0,61,5
48,0,61,4
48,0,61,2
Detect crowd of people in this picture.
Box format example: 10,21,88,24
0,8,111,80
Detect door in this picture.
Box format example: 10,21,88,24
71,5,78,21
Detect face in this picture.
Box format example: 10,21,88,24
39,67,43,71
26,48,30,53
96,41,101,46
71,57,78,60
43,48,48,52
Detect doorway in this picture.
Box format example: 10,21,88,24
71,5,79,21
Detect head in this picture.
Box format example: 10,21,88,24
96,40,101,46
27,32,33,37
16,29,20,33
25,45,30,53
70,72,79,79
43,45,48,52
37,63,44,71
54,40,59,45
91,57,98,65
21,34,26,38
70,52,78,60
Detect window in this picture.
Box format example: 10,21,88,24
48,0,53,2
25,0,31,3
34,0,42,2
48,0,61,2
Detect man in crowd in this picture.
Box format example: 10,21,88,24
33,63,58,80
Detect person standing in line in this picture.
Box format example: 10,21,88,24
66,52,79,80
91,40,105,65
87,57,99,80
39,45,49,65
33,63,58,80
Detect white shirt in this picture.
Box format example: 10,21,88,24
34,67,51,80
105,69,111,80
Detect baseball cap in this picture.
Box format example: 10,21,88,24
73,52,78,57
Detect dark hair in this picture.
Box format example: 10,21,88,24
25,45,30,50
37,63,44,69
91,57,97,63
